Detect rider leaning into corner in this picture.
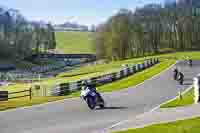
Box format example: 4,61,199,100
186,56,192,67
81,80,104,102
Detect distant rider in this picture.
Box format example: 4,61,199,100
187,56,192,67
81,81,104,102
188,59,192,67
178,72,184,85
173,68,178,80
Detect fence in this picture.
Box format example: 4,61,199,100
51,58,159,96
0,88,32,101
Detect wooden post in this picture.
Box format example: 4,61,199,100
44,87,47,96
29,87,32,100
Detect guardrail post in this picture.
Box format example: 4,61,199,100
149,59,152,66
135,64,139,72
138,64,141,71
69,82,78,91
132,65,136,73
152,58,154,65
141,63,145,70
123,68,128,77
120,70,124,78
145,60,147,68
151,59,154,65
112,73,117,81
91,77,98,86
131,66,134,73
148,60,151,67
156,58,158,63
77,80,83,90
116,72,121,80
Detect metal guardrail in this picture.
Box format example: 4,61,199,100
51,58,159,96
0,58,159,100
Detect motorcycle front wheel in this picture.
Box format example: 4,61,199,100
86,97,96,110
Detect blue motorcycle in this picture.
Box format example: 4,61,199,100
81,87,105,110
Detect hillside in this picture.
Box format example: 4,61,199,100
55,31,94,54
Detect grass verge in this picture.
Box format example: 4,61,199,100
98,60,175,92
114,117,200,133
160,88,194,108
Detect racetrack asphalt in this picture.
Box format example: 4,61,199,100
0,60,199,133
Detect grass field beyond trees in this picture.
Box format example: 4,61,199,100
55,31,94,54
114,117,200,133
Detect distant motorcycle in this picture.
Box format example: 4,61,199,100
178,72,184,85
173,68,178,80
81,87,105,110
188,59,192,67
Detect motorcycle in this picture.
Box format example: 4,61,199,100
188,59,192,67
178,72,184,85
81,87,105,110
173,68,178,80
179,78,184,85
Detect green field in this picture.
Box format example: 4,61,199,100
160,88,194,108
114,117,200,133
55,31,94,54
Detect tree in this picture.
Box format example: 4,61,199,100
94,1,200,60
0,6,57,60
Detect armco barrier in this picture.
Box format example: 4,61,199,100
116,71,121,79
129,66,134,74
51,58,159,96
69,82,78,91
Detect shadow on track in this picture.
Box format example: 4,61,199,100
183,83,192,86
96,106,128,110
